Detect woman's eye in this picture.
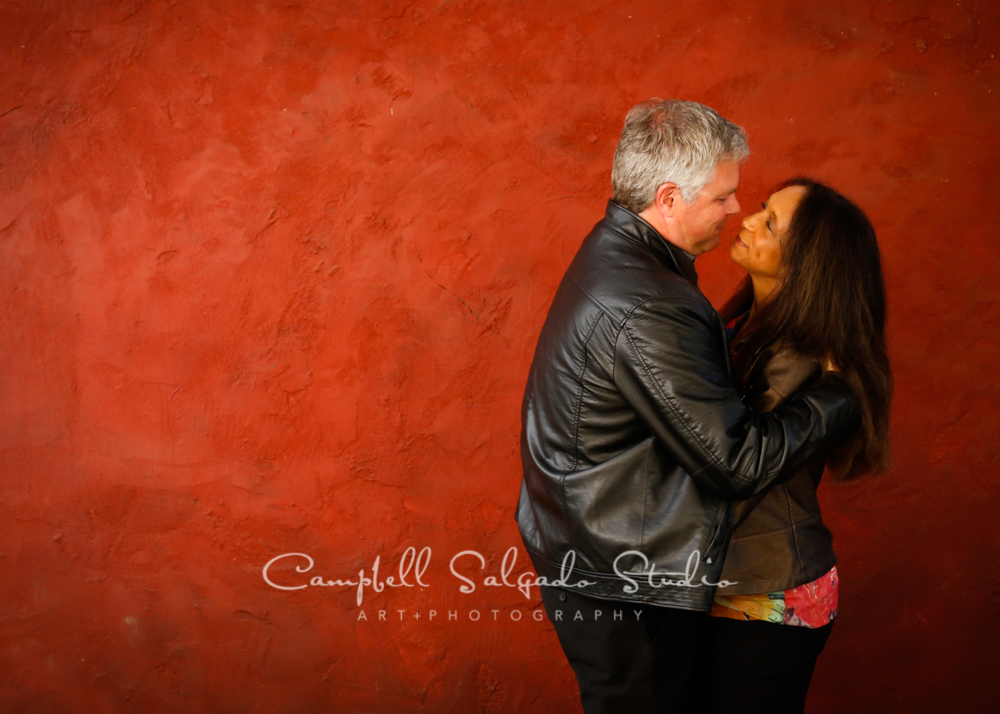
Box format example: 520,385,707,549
766,220,772,232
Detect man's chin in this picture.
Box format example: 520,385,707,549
698,236,723,254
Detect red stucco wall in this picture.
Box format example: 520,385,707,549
1,1,997,711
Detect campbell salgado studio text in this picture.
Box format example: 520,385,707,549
262,547,736,606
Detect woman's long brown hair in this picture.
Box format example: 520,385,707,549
720,178,893,480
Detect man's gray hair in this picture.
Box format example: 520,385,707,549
611,99,750,213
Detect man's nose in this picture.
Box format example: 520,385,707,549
726,194,741,214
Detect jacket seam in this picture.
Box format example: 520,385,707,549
639,438,652,552
567,276,619,326
730,525,797,542
729,515,824,543
567,311,605,473
619,307,728,480
620,293,705,323
611,294,711,387
783,480,807,565
764,358,792,402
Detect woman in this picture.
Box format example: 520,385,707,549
700,178,893,712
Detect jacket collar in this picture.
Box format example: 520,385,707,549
603,201,699,286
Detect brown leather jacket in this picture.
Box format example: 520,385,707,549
717,340,838,595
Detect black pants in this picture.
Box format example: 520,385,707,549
538,584,705,714
695,616,834,714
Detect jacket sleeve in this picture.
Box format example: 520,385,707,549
614,296,859,500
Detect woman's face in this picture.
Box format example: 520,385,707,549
730,185,807,280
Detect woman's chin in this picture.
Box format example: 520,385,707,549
728,243,746,267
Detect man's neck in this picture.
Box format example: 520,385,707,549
637,207,694,258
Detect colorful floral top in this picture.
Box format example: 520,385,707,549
709,566,839,628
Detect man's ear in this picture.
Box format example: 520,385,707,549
655,182,681,217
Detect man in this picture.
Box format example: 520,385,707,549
515,99,859,713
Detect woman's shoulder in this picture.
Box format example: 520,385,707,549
743,341,823,411
759,342,824,400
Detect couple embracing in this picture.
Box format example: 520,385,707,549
515,99,891,714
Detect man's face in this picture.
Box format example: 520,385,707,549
670,161,741,255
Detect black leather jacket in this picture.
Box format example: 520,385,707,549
515,202,859,612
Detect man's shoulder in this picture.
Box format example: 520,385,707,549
566,221,712,326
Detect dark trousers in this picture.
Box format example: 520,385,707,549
694,616,834,714
538,584,705,714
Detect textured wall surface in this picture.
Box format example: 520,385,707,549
1,0,997,712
